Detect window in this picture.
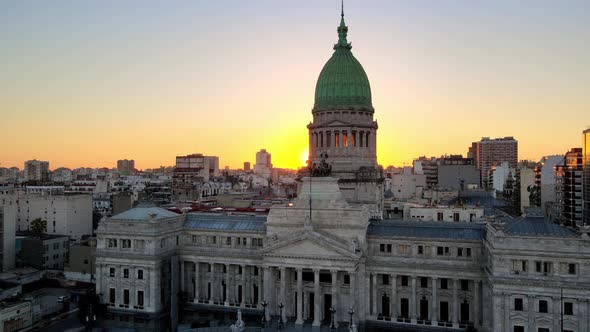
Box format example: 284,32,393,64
386,244,392,253
466,248,472,257
514,298,523,311
382,274,390,285
121,239,131,248
137,290,144,308
453,212,460,222
123,289,129,306
109,288,116,305
192,235,198,243
108,239,117,248
437,212,443,221
160,238,166,248
513,326,524,332
460,279,469,291
418,245,424,255
257,238,264,247
109,267,115,277
401,276,408,287
568,263,576,275
538,300,548,313
53,243,59,249
399,245,411,255
344,274,350,285
564,302,573,315
538,329,549,332
513,260,527,273
226,237,232,245
440,278,448,290
134,239,145,249
335,132,340,147
123,268,129,278
380,244,385,252
437,246,444,256
458,248,463,257
420,277,428,288
137,269,143,280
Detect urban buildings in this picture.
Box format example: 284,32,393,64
469,137,518,188
243,162,251,172
253,149,272,178
171,154,220,202
19,234,69,270
437,155,480,191
117,159,136,174
0,205,16,272
95,9,590,332
584,129,590,226
23,160,49,182
555,148,584,227
413,156,438,188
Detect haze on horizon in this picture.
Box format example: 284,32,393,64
1,0,589,170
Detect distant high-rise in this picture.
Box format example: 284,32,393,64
469,137,518,189
24,159,49,182
243,162,251,171
253,149,272,177
583,129,590,226
555,148,583,227
116,159,135,173
172,154,219,202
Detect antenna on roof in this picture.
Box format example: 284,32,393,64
341,0,344,18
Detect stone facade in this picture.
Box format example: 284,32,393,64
95,178,590,331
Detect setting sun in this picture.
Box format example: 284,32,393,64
300,148,309,167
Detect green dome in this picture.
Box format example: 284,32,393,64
313,14,373,112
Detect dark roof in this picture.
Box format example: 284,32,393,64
501,217,578,237
368,220,484,240
184,213,266,232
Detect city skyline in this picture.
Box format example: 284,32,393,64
1,1,589,170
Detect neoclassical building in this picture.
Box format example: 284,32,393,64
96,8,590,332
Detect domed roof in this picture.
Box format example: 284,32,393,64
313,12,373,112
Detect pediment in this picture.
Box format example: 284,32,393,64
322,120,351,127
263,231,358,260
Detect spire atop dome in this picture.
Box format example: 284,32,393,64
335,0,351,50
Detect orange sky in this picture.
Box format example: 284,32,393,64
1,2,588,170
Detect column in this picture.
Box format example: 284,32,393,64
194,262,200,302
225,264,231,306
371,273,377,317
180,260,185,292
452,279,459,327
280,267,287,323
258,266,263,308
154,267,161,311
473,280,480,326
350,272,357,323
241,264,247,307
263,267,272,321
390,274,397,320
431,277,438,324
365,274,371,318
208,263,214,304
313,269,321,326
552,296,561,331
331,270,339,327
411,276,417,323
296,268,303,324
527,295,534,330
503,294,510,332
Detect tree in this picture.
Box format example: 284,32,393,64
30,218,47,235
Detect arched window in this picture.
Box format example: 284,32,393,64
320,132,324,147
334,131,340,147
326,131,331,147
343,131,348,147
366,132,370,148
352,131,357,147
314,132,318,148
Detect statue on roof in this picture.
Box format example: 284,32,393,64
310,151,332,177
230,309,245,332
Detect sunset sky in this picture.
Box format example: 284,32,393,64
1,1,589,170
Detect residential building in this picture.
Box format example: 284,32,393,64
117,159,136,174
65,238,96,282
469,137,518,189
413,156,438,188
243,162,251,172
253,149,272,178
172,154,219,202
387,167,426,200
437,155,480,190
3,193,93,240
0,299,33,331
584,129,590,226
538,155,564,211
0,205,16,272
23,160,49,182
19,234,69,270
555,148,583,227
490,162,515,194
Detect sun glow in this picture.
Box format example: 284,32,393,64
300,148,309,167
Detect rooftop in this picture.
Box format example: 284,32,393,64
368,220,485,240
184,213,266,232
110,206,180,221
498,217,578,237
